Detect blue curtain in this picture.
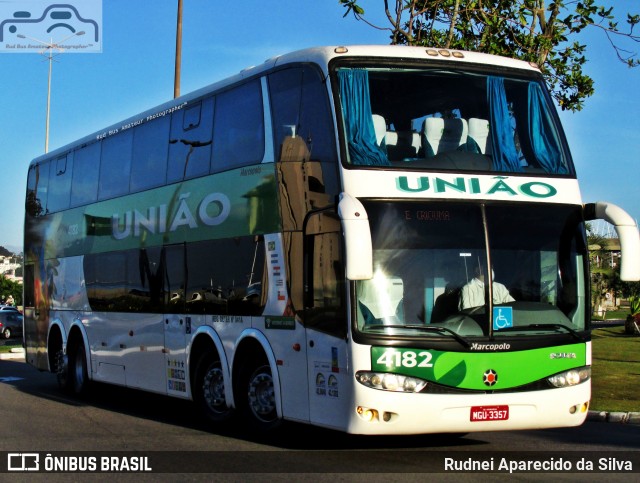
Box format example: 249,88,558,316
528,83,567,174
487,76,522,172
338,69,390,166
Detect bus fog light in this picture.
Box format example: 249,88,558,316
363,409,377,421
357,406,379,422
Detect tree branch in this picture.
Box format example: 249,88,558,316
445,0,461,48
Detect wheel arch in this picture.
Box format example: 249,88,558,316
46,319,66,373
231,329,282,419
189,327,232,406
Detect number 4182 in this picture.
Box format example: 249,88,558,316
376,350,433,368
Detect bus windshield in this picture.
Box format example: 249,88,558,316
354,201,588,338
337,65,572,175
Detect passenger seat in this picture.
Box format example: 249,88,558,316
467,118,491,154
422,117,468,156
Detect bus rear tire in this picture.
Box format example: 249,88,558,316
69,340,89,395
54,348,70,390
194,352,234,424
240,363,281,432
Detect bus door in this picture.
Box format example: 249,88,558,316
163,243,190,397
303,211,351,426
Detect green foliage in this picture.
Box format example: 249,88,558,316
339,0,639,112
0,276,21,307
340,0,364,17
629,295,640,316
587,230,612,314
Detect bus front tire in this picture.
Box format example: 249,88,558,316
194,353,234,424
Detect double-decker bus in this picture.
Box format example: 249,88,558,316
23,45,640,435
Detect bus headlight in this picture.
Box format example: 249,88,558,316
547,366,590,388
356,371,428,393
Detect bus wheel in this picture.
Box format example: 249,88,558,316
69,340,89,395
194,353,233,423
243,364,281,431
54,348,70,390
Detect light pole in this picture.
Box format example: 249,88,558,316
17,31,85,153
174,0,183,99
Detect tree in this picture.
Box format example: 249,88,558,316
339,0,639,111
586,225,613,315
0,276,21,307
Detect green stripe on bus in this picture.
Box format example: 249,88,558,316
26,167,279,260
370,344,587,390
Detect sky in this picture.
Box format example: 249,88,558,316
0,0,638,253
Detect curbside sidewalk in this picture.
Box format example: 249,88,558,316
0,348,25,360
587,410,640,425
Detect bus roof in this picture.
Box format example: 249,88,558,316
30,45,540,165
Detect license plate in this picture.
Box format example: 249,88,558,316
470,405,509,422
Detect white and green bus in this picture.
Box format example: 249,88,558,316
23,45,640,435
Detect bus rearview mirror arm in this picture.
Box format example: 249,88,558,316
584,201,640,281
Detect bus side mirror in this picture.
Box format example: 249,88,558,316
585,201,640,281
338,193,373,280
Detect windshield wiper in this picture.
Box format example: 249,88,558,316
365,324,472,348
496,324,585,341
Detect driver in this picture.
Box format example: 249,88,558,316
459,265,514,310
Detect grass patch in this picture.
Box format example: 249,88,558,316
591,326,640,412
591,309,628,321
0,343,22,353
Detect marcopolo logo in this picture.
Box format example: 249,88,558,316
0,1,102,53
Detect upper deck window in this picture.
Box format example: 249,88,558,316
336,66,573,175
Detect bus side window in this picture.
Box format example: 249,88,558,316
84,251,128,311
303,212,346,338
212,80,264,173
167,97,214,182
47,153,73,213
26,163,47,217
185,237,266,316
269,65,338,174
23,264,35,309
70,142,100,207
130,115,170,192
99,129,133,200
